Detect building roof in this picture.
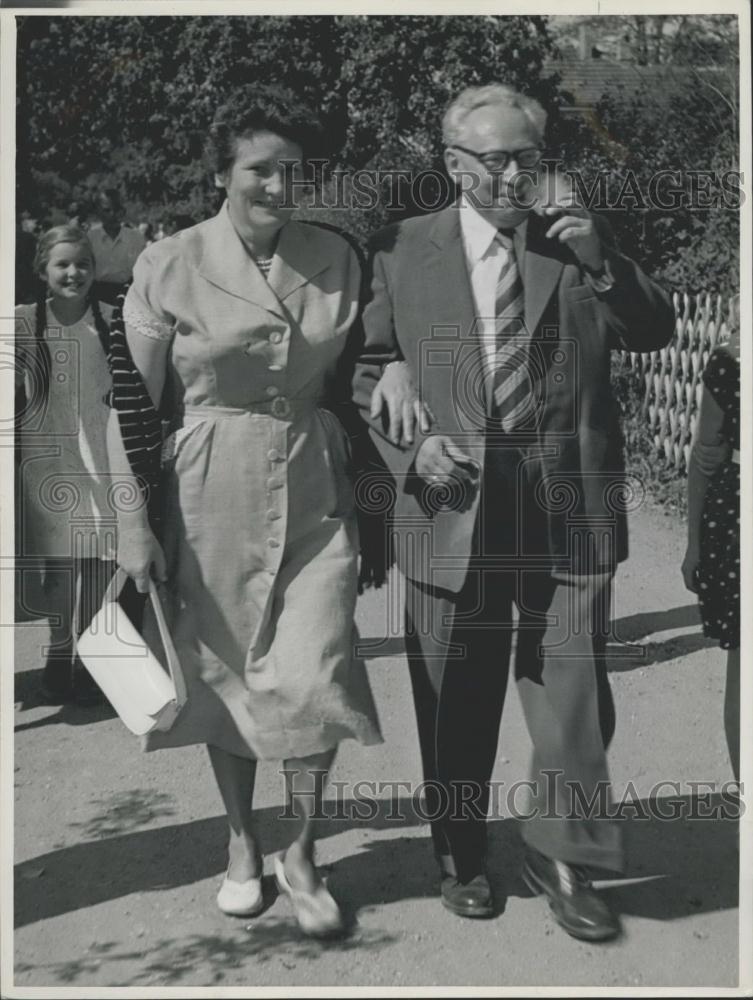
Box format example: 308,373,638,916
543,55,727,110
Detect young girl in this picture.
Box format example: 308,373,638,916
16,225,116,704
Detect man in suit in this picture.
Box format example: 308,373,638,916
353,84,674,940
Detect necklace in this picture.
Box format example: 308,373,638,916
253,254,274,278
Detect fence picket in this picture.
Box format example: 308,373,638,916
620,291,736,475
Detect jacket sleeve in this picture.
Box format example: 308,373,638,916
352,235,427,479
593,215,676,353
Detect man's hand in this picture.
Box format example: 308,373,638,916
415,436,479,513
415,435,477,485
542,190,603,272
371,360,435,446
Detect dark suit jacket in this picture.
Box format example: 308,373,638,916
352,204,675,592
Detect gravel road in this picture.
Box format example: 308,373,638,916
10,501,743,991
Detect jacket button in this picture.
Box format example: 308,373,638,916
269,331,283,344
267,509,281,521
265,386,279,397
267,448,281,462
266,477,282,490
267,538,280,548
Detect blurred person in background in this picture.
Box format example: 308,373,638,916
89,187,146,304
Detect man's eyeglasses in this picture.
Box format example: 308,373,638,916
450,145,543,172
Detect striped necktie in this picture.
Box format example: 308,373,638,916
491,230,536,432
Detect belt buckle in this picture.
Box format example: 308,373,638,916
270,396,291,419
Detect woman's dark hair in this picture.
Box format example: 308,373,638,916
32,224,111,404
207,84,323,176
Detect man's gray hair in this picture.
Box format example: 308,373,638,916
442,84,547,146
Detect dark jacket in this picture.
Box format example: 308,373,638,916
352,204,675,591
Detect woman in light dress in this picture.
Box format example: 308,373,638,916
16,225,114,704
109,86,420,936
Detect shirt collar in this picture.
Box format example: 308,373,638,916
98,224,124,244
459,194,527,263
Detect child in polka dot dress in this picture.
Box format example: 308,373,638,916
682,306,740,780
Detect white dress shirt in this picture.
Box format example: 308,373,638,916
459,196,527,376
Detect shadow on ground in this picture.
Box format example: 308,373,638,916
357,605,717,674
605,603,718,671
14,921,397,986
14,668,117,728
15,794,738,933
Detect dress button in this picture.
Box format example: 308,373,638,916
268,363,283,372
265,386,279,398
267,476,281,490
267,448,281,462
267,509,281,521
268,538,280,548
269,331,283,344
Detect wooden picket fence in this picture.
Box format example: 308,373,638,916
619,292,737,474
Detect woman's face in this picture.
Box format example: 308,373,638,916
42,242,94,301
216,130,303,238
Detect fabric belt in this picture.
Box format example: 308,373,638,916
182,398,318,422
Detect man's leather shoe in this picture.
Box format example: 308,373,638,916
440,872,494,919
522,848,620,942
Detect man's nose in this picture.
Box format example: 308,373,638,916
501,157,522,180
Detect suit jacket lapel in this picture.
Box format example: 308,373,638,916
521,212,565,334
427,207,480,334
428,205,491,413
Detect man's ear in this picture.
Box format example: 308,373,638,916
443,147,460,183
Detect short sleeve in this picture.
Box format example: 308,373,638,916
14,304,39,389
123,245,176,342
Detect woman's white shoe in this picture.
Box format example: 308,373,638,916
274,854,344,938
216,874,264,917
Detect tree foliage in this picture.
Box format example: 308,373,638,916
16,14,740,294
17,15,558,222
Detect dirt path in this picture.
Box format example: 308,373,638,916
10,502,741,990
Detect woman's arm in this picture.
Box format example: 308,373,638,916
107,330,172,593
681,386,728,592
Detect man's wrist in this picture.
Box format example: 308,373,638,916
583,258,615,292
380,358,407,376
